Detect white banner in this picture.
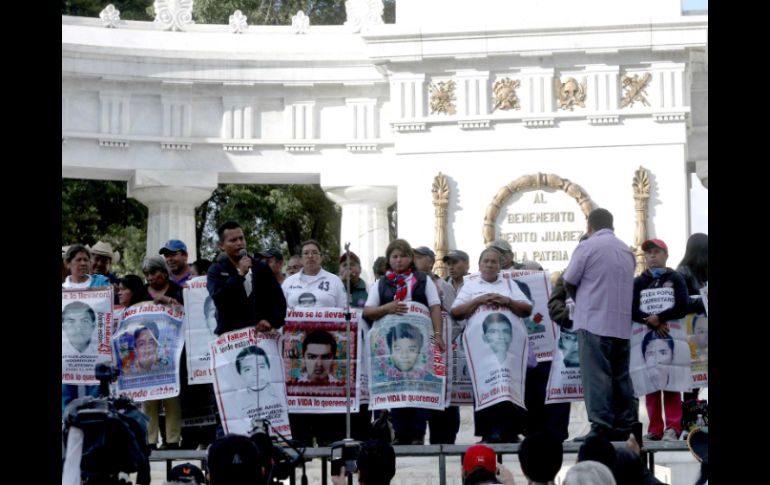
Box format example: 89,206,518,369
357,314,370,405
62,288,114,385
700,283,708,316
685,313,708,388
113,302,185,401
448,311,473,405
212,328,291,438
463,304,528,411
368,302,446,411
281,307,359,413
183,276,218,384
502,270,558,362
545,327,584,403
630,320,693,396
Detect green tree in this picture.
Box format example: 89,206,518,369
62,0,154,20
196,184,341,272
194,0,395,25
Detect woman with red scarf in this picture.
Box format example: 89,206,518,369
364,239,445,444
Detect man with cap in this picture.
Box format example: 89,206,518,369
285,255,303,276
259,247,285,284
489,239,517,270
166,462,205,485
412,245,460,444
160,239,192,286
90,240,121,300
443,249,470,293
207,434,268,485
461,444,515,485
562,208,636,442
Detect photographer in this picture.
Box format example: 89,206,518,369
207,434,269,485
330,439,396,485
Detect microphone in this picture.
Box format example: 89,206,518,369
238,249,249,259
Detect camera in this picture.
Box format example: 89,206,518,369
248,418,306,484
330,439,363,477
62,363,151,485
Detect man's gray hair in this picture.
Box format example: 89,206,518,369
563,460,617,485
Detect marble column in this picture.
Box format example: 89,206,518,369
324,185,397,285
128,170,218,260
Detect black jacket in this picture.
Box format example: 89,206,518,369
207,254,286,335
632,268,689,324
548,275,573,329
676,264,706,314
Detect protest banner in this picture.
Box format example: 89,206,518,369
368,302,446,411
463,304,528,411
282,307,359,413
685,312,708,388
62,288,114,385
113,302,185,401
630,320,692,395
502,270,557,362
545,327,584,403
183,276,218,384
212,328,291,437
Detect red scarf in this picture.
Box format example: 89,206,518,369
386,269,412,301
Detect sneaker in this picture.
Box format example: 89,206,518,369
644,432,662,441
662,428,678,441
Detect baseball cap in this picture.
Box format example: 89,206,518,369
463,444,497,474
489,239,513,253
207,434,262,483
413,246,436,260
169,462,205,484
258,248,284,260
442,249,469,263
641,239,668,253
159,239,188,255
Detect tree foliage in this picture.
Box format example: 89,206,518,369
61,0,154,20
196,184,341,272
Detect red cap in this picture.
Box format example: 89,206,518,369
463,444,497,474
641,238,668,252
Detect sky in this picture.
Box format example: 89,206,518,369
682,0,708,10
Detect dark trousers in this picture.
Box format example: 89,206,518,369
289,412,346,447
390,407,430,443
351,404,373,442
524,361,571,442
474,401,526,442
428,406,461,444
577,329,636,437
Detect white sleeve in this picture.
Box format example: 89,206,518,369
281,277,291,302
451,282,473,309
333,276,348,309
425,277,441,307
365,280,382,307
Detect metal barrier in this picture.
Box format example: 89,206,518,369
151,440,691,485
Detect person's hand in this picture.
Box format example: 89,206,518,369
496,463,516,485
154,295,179,306
644,314,661,328
330,465,347,485
385,300,409,315
432,333,446,352
626,433,641,455
655,322,670,337
256,320,272,332
238,255,252,277
339,265,351,282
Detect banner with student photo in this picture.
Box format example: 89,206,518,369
700,283,708,316
62,288,114,385
463,304,528,412
440,311,454,407
183,276,218,384
449,311,473,405
113,302,185,402
502,270,558,362
212,328,291,438
282,307,359,413
545,327,584,403
368,302,446,411
685,313,708,388
630,320,692,396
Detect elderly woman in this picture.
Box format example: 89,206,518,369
139,255,184,450
364,238,446,445
451,247,533,443
281,239,349,446
61,244,112,415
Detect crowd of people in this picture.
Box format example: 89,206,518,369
62,209,708,483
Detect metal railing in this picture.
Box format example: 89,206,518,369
151,440,691,485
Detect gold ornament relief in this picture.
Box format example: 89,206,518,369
631,166,651,276
621,73,652,108
554,77,587,110
492,78,521,111
429,80,457,115
432,172,450,278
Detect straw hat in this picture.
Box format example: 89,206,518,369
89,241,121,264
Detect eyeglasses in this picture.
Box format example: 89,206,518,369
302,250,320,257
